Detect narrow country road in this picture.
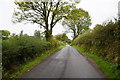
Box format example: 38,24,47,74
20,46,106,78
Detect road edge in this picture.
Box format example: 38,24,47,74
10,46,65,78
72,46,108,78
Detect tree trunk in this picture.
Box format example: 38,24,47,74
45,30,52,41
73,30,78,40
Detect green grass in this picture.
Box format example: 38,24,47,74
73,46,120,79
10,46,65,78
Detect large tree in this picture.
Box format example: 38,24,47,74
13,0,79,41
62,8,91,39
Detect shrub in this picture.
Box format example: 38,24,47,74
73,19,119,64
50,39,65,48
2,35,52,72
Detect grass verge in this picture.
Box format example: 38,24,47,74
10,46,65,78
73,46,120,79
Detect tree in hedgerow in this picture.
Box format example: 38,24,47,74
62,8,91,39
0,30,10,39
12,0,80,41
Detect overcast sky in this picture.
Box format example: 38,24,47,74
0,0,119,39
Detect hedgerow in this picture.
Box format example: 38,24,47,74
73,19,119,65
2,30,65,78
2,35,52,74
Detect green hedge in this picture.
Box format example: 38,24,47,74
73,20,119,64
2,35,52,73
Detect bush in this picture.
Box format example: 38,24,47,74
73,19,119,64
49,39,65,48
2,35,52,72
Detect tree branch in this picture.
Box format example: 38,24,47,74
50,1,60,30
52,17,62,27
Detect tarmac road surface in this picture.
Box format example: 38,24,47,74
20,46,106,78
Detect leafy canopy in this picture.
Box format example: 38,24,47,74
62,8,91,39
12,0,80,41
